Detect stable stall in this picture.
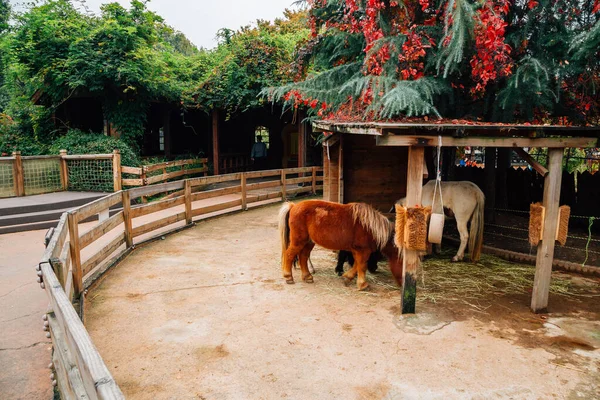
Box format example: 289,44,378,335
313,121,599,314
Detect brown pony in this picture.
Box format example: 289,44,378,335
278,200,403,290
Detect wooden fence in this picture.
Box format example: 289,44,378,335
220,152,252,174
0,150,121,198
121,158,209,188
454,166,600,227
37,166,323,399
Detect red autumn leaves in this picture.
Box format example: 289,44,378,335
470,0,513,96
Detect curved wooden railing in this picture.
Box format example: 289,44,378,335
36,167,323,399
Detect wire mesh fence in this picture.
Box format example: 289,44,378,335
66,159,114,192
0,161,15,198
22,157,62,196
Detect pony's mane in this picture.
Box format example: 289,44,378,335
350,203,392,250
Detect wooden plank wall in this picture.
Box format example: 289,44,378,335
342,135,408,211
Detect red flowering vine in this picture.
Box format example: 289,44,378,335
469,0,513,96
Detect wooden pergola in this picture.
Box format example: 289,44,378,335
313,120,599,314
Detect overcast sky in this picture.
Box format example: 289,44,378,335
9,0,299,49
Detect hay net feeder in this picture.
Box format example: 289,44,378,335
313,119,599,315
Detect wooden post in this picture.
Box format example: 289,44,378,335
59,150,68,190
312,166,317,195
12,151,24,197
184,180,193,224
281,170,287,201
112,150,122,192
122,190,133,248
401,146,425,314
338,136,344,203
67,212,83,296
212,109,220,175
50,258,66,289
531,148,564,313
240,173,247,211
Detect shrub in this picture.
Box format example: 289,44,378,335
0,113,47,156
49,130,140,167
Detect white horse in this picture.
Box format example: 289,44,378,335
396,180,485,262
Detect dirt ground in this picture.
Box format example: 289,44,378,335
86,202,600,400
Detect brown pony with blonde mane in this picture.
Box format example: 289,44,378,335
279,200,403,290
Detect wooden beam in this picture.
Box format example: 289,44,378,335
212,109,220,175
312,121,381,136
376,135,597,148
40,263,124,398
514,147,549,177
323,133,340,146
531,148,563,313
401,146,425,314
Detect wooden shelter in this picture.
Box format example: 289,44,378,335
313,120,599,314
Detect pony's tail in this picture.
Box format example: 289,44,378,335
468,188,485,262
278,202,294,267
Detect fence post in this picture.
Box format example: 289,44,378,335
12,151,24,196
50,258,65,289
184,180,193,224
281,169,287,201
241,172,247,211
141,166,148,203
59,150,68,191
67,212,83,296
312,167,317,195
112,150,122,192
122,190,133,248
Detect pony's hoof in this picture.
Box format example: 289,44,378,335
358,282,370,291
451,256,462,263
336,270,343,277
343,277,352,287
304,276,314,283
285,278,295,284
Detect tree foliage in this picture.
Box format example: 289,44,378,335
264,0,600,124
0,1,308,153
188,10,309,116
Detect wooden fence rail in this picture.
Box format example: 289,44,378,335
121,158,209,188
38,166,323,399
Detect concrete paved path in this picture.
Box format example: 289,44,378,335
0,229,53,400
